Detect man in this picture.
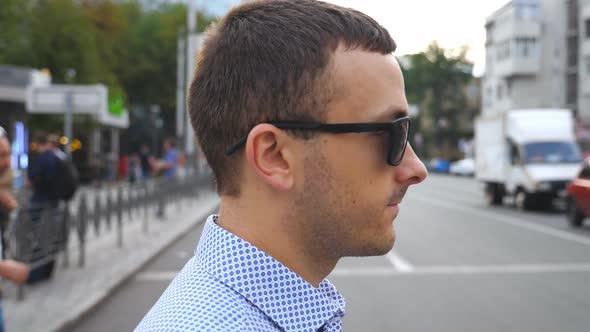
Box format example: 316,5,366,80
153,138,179,218
28,134,61,205
0,134,17,255
26,134,63,282
0,130,30,332
136,1,427,331
0,257,29,332
153,138,178,180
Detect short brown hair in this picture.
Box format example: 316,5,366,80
188,0,396,196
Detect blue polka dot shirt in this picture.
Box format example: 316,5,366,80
135,215,346,332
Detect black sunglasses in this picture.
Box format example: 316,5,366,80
225,116,410,166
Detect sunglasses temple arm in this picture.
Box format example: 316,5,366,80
225,136,248,155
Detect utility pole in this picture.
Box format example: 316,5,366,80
176,31,186,149
185,0,198,161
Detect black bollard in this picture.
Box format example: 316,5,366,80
117,186,123,248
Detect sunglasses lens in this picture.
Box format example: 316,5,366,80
388,120,409,165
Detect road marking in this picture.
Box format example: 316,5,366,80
136,262,590,282
386,251,414,272
135,271,178,282
411,263,590,275
413,195,590,247
175,251,190,259
331,263,590,276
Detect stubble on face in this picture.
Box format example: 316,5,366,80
292,142,397,262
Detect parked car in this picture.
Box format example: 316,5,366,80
565,158,590,227
428,158,450,173
449,158,475,176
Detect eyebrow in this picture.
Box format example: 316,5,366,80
378,106,408,121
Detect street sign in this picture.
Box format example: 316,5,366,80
26,84,107,115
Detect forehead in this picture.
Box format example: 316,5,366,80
326,47,407,122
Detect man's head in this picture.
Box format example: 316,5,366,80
47,134,60,149
35,133,50,152
0,136,11,176
164,138,176,151
189,0,427,257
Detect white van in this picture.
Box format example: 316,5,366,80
475,109,583,210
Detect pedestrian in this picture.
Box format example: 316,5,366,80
0,130,17,258
135,1,427,331
0,129,30,332
138,145,152,180
26,133,77,283
0,255,29,332
28,134,76,205
153,138,178,180
153,138,179,218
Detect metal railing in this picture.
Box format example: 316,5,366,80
4,167,213,300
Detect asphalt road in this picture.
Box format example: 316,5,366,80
69,174,590,332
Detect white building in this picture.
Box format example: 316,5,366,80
483,0,567,117
569,0,590,124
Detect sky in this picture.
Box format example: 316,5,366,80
323,0,511,76
201,0,511,76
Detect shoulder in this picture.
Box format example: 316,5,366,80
135,259,273,332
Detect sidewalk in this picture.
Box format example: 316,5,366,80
2,187,220,332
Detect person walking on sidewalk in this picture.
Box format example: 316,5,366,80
136,1,427,331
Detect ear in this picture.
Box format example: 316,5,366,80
244,124,295,191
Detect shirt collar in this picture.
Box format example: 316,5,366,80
195,215,346,331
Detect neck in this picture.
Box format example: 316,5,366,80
217,192,338,287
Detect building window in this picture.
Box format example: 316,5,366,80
497,85,503,100
568,36,579,67
496,41,511,61
586,19,590,38
485,87,493,106
515,37,537,58
585,56,590,75
567,73,578,105
515,0,540,21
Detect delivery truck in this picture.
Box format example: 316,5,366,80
475,109,583,210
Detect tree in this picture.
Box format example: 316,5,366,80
0,0,34,65
402,42,474,160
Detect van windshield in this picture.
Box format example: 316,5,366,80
523,142,583,164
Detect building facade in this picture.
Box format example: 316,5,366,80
483,0,567,117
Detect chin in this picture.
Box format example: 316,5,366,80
352,231,396,257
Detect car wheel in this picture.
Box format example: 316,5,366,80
485,184,503,206
566,197,585,228
515,190,535,211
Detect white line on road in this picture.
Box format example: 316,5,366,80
136,262,590,282
330,263,590,277
135,271,178,282
412,195,590,247
386,251,414,272
412,262,590,275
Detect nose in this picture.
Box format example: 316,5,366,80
394,144,428,185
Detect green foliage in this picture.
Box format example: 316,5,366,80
0,0,30,64
402,41,475,160
0,0,218,136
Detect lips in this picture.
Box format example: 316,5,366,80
387,188,407,207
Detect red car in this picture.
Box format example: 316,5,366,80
566,159,590,227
